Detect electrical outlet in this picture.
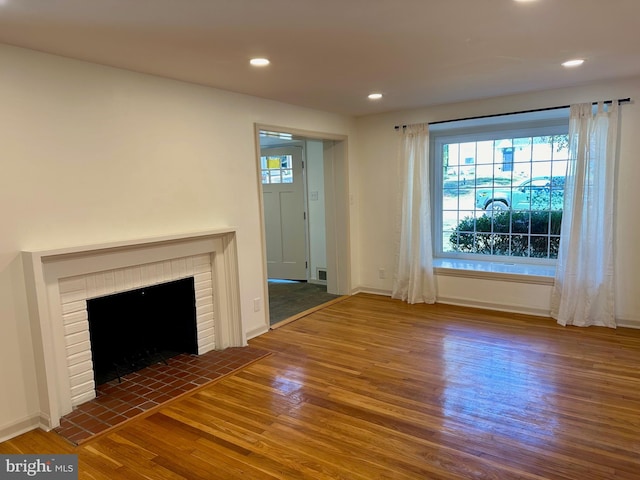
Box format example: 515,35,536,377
253,298,261,312
378,268,386,279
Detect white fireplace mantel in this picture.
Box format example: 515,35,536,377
22,228,245,430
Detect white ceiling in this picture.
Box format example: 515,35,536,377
1,0,639,116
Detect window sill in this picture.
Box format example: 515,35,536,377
433,258,555,286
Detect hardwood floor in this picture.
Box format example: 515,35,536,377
3,293,640,479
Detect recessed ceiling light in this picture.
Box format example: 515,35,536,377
562,59,585,68
368,93,383,100
250,58,270,67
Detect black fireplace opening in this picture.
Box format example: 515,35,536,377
87,277,198,385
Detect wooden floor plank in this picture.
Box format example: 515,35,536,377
3,293,640,479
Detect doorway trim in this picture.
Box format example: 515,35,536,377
254,124,351,327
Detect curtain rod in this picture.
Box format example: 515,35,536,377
393,97,632,130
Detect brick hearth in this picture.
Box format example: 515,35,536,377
54,346,269,445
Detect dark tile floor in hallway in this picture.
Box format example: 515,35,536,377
268,279,341,325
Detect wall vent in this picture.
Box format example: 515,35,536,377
317,268,327,282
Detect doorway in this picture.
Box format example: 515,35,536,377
256,127,350,326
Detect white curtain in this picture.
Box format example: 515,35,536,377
391,123,436,304
551,102,619,327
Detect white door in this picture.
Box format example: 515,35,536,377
261,146,307,280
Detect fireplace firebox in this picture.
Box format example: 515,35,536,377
87,277,198,385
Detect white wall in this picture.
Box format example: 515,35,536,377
0,44,355,439
306,139,327,282
355,76,640,326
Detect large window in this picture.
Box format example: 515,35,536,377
432,112,569,262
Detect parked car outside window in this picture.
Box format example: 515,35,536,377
475,176,565,211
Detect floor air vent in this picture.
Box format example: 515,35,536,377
317,268,327,282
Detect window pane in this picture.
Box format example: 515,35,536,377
476,141,494,165
267,157,282,169
532,137,552,162
549,237,560,259
530,236,550,258
511,212,530,233
513,137,532,162
474,234,492,255
510,235,529,257
443,231,457,253
442,188,459,201
270,171,281,183
491,212,510,233
553,135,570,160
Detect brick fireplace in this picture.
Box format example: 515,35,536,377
22,229,245,430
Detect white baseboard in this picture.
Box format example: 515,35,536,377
617,318,640,330
354,286,551,317
246,324,269,340
0,414,41,443
352,287,392,296
353,287,640,330
436,296,551,318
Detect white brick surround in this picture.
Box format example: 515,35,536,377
59,253,215,407
23,229,244,430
